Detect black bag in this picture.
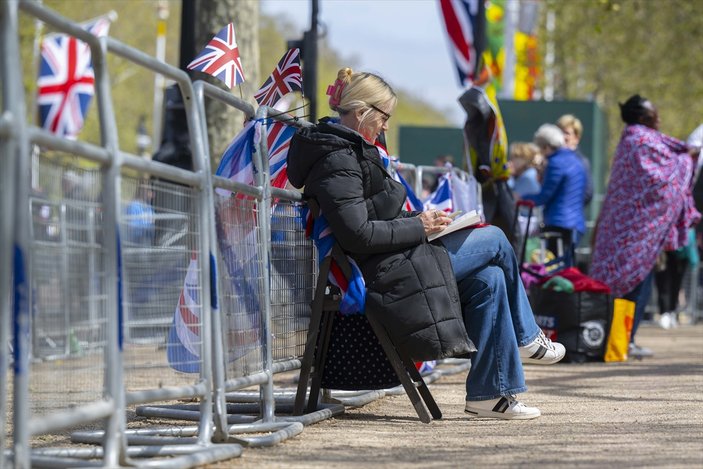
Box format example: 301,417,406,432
529,288,612,363
320,313,400,390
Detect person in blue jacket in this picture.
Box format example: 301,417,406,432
521,124,587,267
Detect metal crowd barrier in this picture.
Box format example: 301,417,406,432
2,2,484,467
5,1,241,467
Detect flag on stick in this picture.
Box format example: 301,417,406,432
254,48,303,107
187,23,245,89
37,16,111,138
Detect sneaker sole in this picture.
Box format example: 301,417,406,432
521,354,565,365
464,408,541,420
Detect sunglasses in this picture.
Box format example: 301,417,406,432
369,103,391,122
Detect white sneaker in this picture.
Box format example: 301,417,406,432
465,395,541,420
520,330,566,365
628,342,654,358
659,312,673,329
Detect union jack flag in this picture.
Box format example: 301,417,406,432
37,17,111,138
303,207,366,315
187,23,245,89
439,0,486,87
215,119,296,194
254,48,303,107
424,172,454,213
267,121,297,188
393,169,424,212
167,255,202,373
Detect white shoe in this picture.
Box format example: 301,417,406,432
628,342,654,358
520,330,566,365
659,312,673,329
465,395,541,420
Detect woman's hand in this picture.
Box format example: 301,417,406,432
418,209,452,236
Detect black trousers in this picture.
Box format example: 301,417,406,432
654,251,688,314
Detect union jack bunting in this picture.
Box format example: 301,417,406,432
254,48,303,107
439,0,486,87
37,17,111,138
187,23,245,89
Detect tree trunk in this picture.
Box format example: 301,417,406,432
195,0,259,169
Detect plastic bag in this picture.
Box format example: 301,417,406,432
604,298,635,362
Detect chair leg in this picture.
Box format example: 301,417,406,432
294,258,332,415
365,312,435,423
399,350,443,420
306,310,335,414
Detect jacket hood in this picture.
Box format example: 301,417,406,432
287,120,366,189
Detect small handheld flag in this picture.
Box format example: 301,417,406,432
187,23,245,89
254,48,303,107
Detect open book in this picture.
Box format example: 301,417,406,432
428,210,482,241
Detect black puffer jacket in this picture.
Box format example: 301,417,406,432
287,120,473,361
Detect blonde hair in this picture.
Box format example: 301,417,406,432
510,142,540,165
556,114,583,139
509,142,544,175
330,68,397,130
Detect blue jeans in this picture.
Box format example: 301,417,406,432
623,271,654,343
441,225,541,401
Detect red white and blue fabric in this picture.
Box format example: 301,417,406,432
187,23,245,89
439,0,484,87
303,207,366,315
254,48,302,107
590,124,701,297
215,118,296,196
167,255,202,373
37,17,110,138
393,169,424,212
267,120,297,188
423,172,454,213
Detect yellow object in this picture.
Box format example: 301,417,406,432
604,298,635,362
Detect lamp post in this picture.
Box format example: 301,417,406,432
152,0,169,152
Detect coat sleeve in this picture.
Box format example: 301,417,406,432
306,150,426,254
523,157,564,207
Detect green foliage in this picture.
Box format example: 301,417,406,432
541,0,703,158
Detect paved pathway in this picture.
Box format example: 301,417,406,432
218,323,703,468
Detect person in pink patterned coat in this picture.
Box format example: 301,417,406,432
590,95,700,358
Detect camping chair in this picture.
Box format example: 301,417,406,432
293,201,442,424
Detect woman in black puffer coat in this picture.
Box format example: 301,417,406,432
287,68,565,420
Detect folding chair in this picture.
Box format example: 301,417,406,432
294,202,442,423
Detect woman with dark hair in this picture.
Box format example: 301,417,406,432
287,68,565,420
590,95,700,358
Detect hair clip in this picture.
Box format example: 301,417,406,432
326,78,345,107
